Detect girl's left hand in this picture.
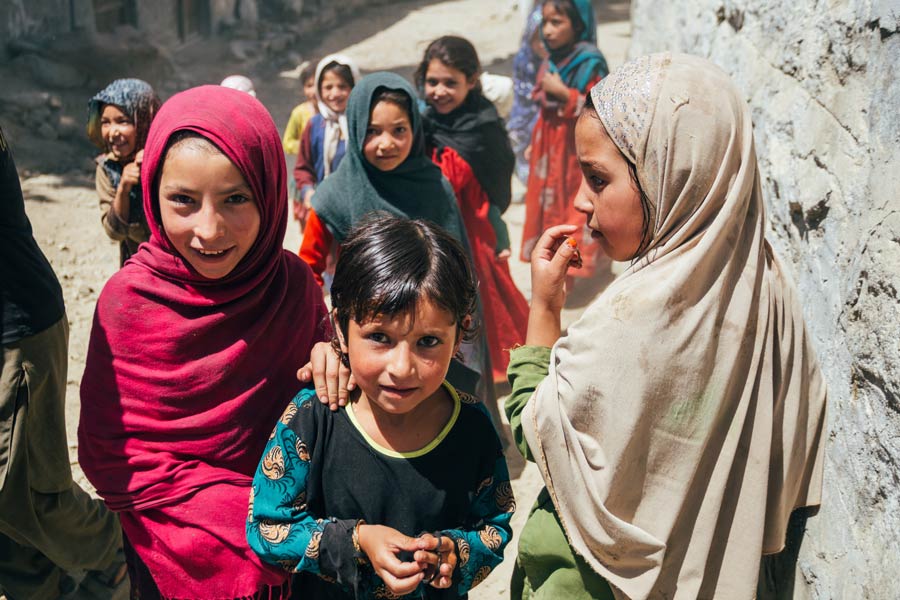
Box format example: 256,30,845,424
297,341,356,411
414,532,458,589
539,71,569,102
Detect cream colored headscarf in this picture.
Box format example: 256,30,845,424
314,54,361,177
521,53,827,600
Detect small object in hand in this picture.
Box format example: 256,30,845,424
566,237,583,269
424,531,443,583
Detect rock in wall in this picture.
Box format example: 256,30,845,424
628,0,900,597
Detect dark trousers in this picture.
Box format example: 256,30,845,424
0,317,122,599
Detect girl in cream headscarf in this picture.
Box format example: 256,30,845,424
506,53,827,599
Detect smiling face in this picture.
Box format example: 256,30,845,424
541,2,578,51
158,137,261,279
319,69,351,114
344,298,460,418
424,59,476,115
363,100,414,172
100,104,137,160
573,112,646,261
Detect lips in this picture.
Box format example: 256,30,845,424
379,384,418,398
192,247,234,261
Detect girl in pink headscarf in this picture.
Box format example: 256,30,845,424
79,85,329,598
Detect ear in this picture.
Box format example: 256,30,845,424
453,315,473,354
331,308,349,353
467,75,478,92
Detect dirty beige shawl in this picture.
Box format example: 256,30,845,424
521,53,827,599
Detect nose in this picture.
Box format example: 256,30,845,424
194,202,224,241
385,344,414,378
377,135,394,151
573,178,593,215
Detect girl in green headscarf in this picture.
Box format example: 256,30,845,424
300,72,492,401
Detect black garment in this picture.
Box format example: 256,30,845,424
423,93,516,213
0,126,64,345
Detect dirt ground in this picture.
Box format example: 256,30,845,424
12,1,631,596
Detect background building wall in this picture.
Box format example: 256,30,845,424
629,1,900,597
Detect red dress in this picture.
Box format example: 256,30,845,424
520,77,604,278
432,146,529,381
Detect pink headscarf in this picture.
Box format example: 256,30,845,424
79,85,329,598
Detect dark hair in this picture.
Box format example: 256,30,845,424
369,87,414,122
542,0,586,39
318,61,355,91
330,214,479,350
414,35,483,95
580,95,653,258
299,61,317,85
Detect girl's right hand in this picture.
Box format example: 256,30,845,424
358,524,426,596
530,224,580,314
119,160,141,192
296,341,356,411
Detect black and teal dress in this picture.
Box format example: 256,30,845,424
247,384,514,599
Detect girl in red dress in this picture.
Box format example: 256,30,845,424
417,36,529,382
520,0,609,281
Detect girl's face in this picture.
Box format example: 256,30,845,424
542,3,578,51
424,59,476,115
363,100,413,172
100,104,137,160
319,70,351,114
344,298,461,417
573,113,645,261
158,141,261,279
302,75,317,105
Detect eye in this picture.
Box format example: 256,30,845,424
425,78,439,87
168,194,194,205
365,128,377,137
366,332,390,344
394,126,407,135
418,336,441,348
226,194,252,204
589,175,606,188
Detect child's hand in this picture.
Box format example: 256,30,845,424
530,224,580,314
414,532,458,589
358,524,426,595
496,248,511,261
119,160,141,192
297,341,356,411
539,71,569,102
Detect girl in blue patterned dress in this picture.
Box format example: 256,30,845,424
248,215,514,599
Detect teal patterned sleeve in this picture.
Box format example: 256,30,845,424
247,389,326,575
443,405,515,594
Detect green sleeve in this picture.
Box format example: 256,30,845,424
505,345,552,462
487,204,511,253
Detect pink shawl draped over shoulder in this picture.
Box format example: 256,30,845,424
79,85,329,598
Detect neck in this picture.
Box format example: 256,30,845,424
352,386,454,453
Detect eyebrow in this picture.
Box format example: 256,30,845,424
579,159,610,174
161,184,252,196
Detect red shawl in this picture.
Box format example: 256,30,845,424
79,86,328,598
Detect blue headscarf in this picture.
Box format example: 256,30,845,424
507,6,545,182
544,0,608,91
86,79,161,235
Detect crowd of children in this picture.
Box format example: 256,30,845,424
0,0,828,598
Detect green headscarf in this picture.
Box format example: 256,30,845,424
311,71,466,245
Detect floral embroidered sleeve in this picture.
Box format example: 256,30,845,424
247,390,327,575
442,404,515,594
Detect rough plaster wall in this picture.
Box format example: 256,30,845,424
629,1,900,597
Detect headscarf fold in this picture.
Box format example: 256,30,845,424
423,92,515,212
79,85,328,598
534,0,608,108
521,53,827,599
315,54,361,177
87,78,161,231
312,71,466,245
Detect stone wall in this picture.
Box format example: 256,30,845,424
628,1,899,597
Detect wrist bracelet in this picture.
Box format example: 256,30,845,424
352,519,367,563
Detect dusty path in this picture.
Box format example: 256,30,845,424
17,1,630,597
